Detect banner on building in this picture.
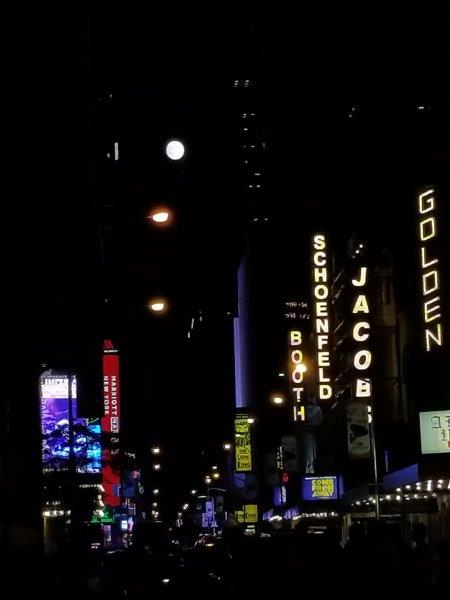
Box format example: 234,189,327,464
347,401,371,459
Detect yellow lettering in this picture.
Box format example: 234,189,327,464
291,349,303,364
313,234,326,250
319,385,332,399
318,367,330,383
354,350,372,370
418,189,435,214
425,324,443,351
424,296,441,323
356,379,371,397
314,284,329,300
421,246,438,269
314,267,327,283
353,321,370,342
318,351,330,367
316,319,329,334
422,270,439,296
420,217,436,241
290,331,302,346
352,267,367,287
316,302,328,317
352,295,369,314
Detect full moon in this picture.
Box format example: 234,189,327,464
165,140,185,160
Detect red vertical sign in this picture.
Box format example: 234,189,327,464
102,353,120,434
102,341,121,507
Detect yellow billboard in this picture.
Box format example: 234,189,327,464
234,415,252,472
244,504,258,523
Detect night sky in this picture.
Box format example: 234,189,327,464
8,4,450,518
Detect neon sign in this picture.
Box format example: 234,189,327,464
289,330,306,421
351,266,372,399
312,234,332,400
418,188,443,351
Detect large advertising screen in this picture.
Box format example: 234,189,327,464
301,475,342,501
40,372,101,474
420,410,450,454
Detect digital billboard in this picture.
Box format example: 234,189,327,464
301,476,342,501
40,371,101,474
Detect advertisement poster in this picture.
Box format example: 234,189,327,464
302,476,342,500
420,410,450,454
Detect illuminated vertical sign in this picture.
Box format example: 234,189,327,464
312,234,332,400
417,188,443,351
102,340,121,507
351,266,372,398
289,330,306,421
235,415,252,472
347,265,372,459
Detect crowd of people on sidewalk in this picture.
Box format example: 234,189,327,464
220,520,450,598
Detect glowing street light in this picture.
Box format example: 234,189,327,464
153,464,161,471
148,207,173,226
212,465,218,471
150,209,171,223
152,502,158,508
190,489,197,495
165,139,185,161
213,472,220,480
152,488,159,495
151,447,161,455
205,476,212,485
272,395,285,405
223,443,232,450
247,417,255,424
148,299,167,313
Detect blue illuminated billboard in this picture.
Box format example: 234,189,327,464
301,476,343,501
